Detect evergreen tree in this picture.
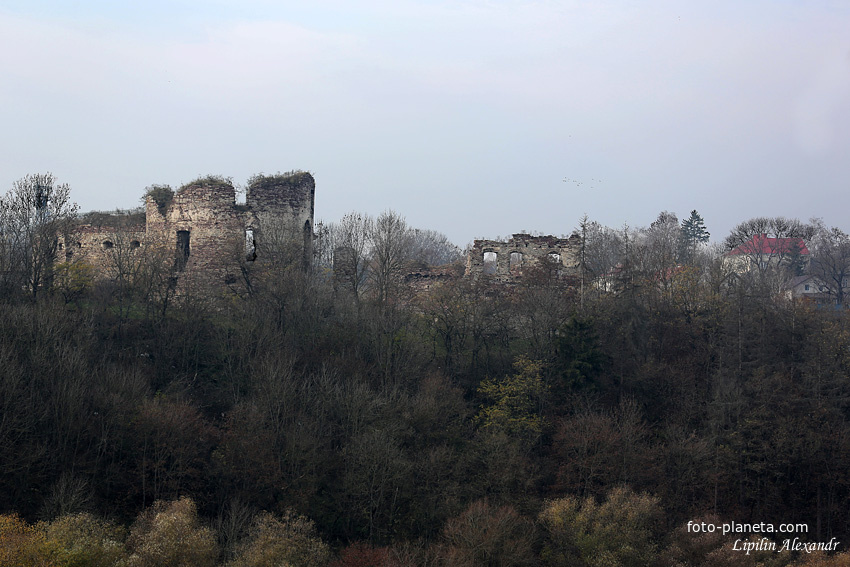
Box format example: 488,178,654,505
679,210,710,263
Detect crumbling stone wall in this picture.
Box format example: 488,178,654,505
146,172,316,290
145,178,244,289
60,213,146,277
245,172,315,270
68,171,315,293
465,233,581,281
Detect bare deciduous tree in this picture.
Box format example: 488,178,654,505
810,223,850,306
369,210,412,305
327,212,374,299
407,228,462,268
723,216,815,251
0,173,78,298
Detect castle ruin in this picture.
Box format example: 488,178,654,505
64,171,315,291
465,233,581,281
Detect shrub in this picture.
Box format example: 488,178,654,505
539,486,662,567
0,513,56,567
125,497,217,567
229,510,331,567
439,499,536,567
44,512,126,567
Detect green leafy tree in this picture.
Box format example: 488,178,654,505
44,513,127,567
229,510,331,567
539,486,662,567
553,317,607,396
476,357,547,439
0,513,56,567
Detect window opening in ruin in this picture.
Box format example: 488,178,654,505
176,230,190,271
303,220,312,270
510,252,523,270
246,228,256,261
102,240,114,249
483,251,497,275
131,240,141,249
548,252,561,264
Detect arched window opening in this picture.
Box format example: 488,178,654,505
246,228,256,261
483,251,497,275
548,252,561,264
510,252,523,270
130,240,141,249
176,230,190,271
102,240,114,250
303,220,313,269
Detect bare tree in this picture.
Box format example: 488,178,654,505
580,218,625,279
407,228,462,268
328,212,374,299
723,218,812,296
0,173,78,298
635,211,682,289
369,210,412,304
809,223,850,306
723,216,815,251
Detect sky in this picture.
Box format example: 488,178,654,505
1,1,849,248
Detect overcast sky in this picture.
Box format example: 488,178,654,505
1,1,849,247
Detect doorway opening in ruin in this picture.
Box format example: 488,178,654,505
176,230,190,271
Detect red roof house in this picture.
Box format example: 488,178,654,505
727,234,809,256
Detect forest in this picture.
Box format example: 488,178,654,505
3,174,850,566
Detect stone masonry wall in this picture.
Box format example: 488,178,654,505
68,171,315,294
465,233,581,281
62,223,147,278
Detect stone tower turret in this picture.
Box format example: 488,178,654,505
245,171,315,268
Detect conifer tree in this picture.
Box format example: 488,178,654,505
679,210,710,263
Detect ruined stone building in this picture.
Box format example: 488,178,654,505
63,171,315,291
465,233,581,281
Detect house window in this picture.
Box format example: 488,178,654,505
805,284,810,291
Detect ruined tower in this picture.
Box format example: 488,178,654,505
245,171,315,269
137,171,316,289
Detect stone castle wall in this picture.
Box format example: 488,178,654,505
67,171,315,291
465,233,581,281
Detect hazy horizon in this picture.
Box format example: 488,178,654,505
2,1,848,246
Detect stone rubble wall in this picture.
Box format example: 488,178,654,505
67,172,315,294
465,233,581,281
